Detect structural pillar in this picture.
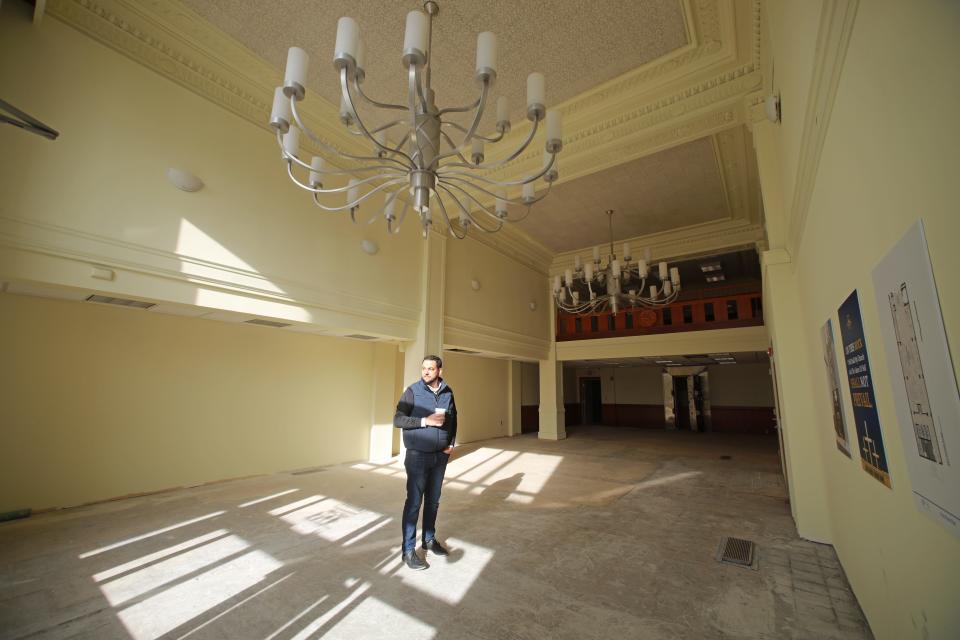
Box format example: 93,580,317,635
507,360,522,437
402,230,447,387
539,305,566,440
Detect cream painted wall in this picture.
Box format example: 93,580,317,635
0,5,422,337
764,2,960,638
0,293,387,513
520,362,539,405
707,363,774,407
603,367,665,405
438,351,510,445
443,235,549,356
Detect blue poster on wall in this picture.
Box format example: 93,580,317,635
838,290,892,488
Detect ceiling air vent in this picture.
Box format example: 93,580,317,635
244,319,291,328
85,294,155,310
343,334,378,340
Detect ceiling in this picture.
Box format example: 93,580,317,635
516,137,729,252
564,351,769,368
60,0,766,263
181,0,689,133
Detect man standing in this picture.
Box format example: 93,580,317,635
393,355,457,570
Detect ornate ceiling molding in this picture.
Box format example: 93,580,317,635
46,0,765,269
46,0,366,163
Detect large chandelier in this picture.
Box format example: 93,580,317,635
268,1,563,239
554,210,682,316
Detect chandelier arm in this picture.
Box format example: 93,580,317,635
276,130,407,175
437,95,482,116
340,68,416,165
438,130,471,164
435,184,502,234
441,121,504,144
431,79,490,167
351,74,408,111
286,161,407,195
439,151,555,186
435,183,504,232
438,175,534,206
288,96,410,170
289,166,406,209
439,117,539,171
346,118,408,137
433,190,468,240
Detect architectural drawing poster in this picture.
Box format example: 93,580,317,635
838,291,892,488
872,220,960,537
821,319,851,456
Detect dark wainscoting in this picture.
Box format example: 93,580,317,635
600,404,665,428
710,406,776,434
564,403,581,426
520,405,539,433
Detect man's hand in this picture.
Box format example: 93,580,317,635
443,446,454,455
424,412,446,427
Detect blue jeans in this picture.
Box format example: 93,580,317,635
402,449,449,553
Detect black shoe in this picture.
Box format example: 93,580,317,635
423,539,449,556
403,550,428,570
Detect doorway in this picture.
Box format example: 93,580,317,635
580,377,602,425
673,376,690,430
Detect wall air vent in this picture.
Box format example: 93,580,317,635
343,334,378,340
85,294,155,310
447,348,479,354
244,319,291,328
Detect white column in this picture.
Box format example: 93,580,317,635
539,298,566,440
402,230,447,386
508,360,522,437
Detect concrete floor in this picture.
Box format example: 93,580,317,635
0,426,873,640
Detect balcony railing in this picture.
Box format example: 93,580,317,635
556,286,763,341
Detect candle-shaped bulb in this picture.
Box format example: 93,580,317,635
637,259,648,276
545,110,562,151
497,96,509,125
403,11,429,63
592,246,600,262
282,127,300,159
522,181,535,203
527,72,545,120
333,18,359,67
553,275,562,292
347,178,360,206
309,156,325,188
663,281,673,295
574,255,582,270
658,261,669,280
471,138,484,165
270,87,291,132
670,267,680,285
622,242,631,260
475,32,497,80
564,269,573,286
649,285,659,299
284,47,309,99
495,190,508,218
384,192,396,220
612,259,621,278
584,263,594,280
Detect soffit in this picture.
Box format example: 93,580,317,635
565,351,768,367
180,0,689,132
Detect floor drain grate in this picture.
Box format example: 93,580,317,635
717,536,758,570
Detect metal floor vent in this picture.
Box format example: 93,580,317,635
244,319,291,328
717,536,758,570
86,294,155,310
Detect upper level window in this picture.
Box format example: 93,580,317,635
727,300,739,320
